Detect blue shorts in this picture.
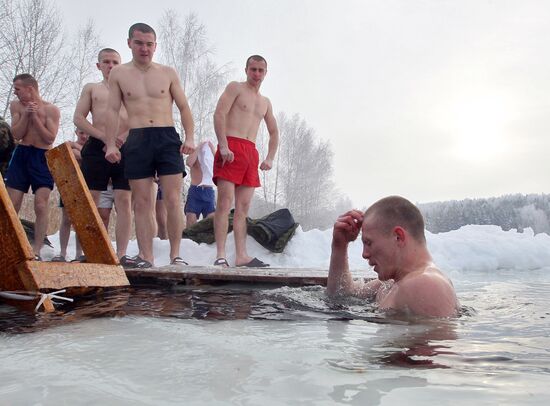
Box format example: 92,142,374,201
4,145,54,193
184,185,216,218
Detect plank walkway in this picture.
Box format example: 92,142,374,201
125,265,331,286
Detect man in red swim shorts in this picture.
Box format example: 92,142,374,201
212,55,279,268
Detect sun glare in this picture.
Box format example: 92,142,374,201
442,94,514,163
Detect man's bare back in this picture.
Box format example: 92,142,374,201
360,266,458,316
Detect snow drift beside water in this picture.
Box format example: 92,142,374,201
41,225,550,276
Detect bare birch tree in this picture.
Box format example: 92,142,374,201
255,112,340,229
0,0,71,118
61,19,102,139
157,10,230,143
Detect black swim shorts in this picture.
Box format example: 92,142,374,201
81,138,130,191
123,127,186,180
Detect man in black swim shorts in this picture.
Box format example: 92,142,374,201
104,23,195,268
74,48,135,267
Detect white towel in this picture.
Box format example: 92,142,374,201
198,142,215,187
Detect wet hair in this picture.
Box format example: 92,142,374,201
13,73,38,90
246,55,267,69
365,196,426,243
128,23,156,40
97,48,120,62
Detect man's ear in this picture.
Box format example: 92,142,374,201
393,226,406,245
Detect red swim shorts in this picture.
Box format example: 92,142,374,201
213,136,261,187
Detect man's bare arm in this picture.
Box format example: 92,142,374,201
186,147,198,168
9,102,29,141
104,69,123,163
73,84,105,142
33,104,60,145
327,210,373,298
213,82,239,149
260,99,279,170
170,68,195,154
115,107,130,147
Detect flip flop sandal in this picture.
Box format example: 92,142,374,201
70,255,87,263
171,257,188,265
236,257,269,268
50,255,66,262
133,256,153,269
213,258,230,267
120,255,139,268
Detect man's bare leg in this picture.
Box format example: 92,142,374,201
185,212,198,228
7,187,24,213
59,207,71,258
158,174,183,262
214,179,235,262
114,189,132,258
89,190,109,227
130,177,155,264
155,198,167,239
97,207,111,228
234,186,255,266
33,187,52,257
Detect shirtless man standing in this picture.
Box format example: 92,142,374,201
73,48,135,268
212,55,279,268
5,73,60,259
105,23,195,268
327,196,459,318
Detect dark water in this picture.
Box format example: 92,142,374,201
1,280,549,405
0,284,384,334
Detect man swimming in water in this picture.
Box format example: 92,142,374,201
327,196,459,317
104,23,195,267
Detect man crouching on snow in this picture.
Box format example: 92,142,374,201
327,195,459,318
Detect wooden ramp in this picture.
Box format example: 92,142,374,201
46,142,121,265
0,143,129,312
126,265,332,286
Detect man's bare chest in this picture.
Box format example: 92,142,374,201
235,94,267,118
119,75,171,101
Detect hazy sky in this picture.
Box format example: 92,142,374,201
55,0,550,207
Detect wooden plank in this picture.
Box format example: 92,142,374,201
0,176,35,292
126,265,331,286
19,261,129,290
45,142,118,265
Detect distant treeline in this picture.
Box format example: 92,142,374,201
419,194,550,234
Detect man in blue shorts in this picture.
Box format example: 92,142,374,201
185,140,216,227
105,23,195,267
5,73,60,259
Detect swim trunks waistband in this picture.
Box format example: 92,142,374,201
130,126,176,134
226,136,256,147
16,144,49,152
